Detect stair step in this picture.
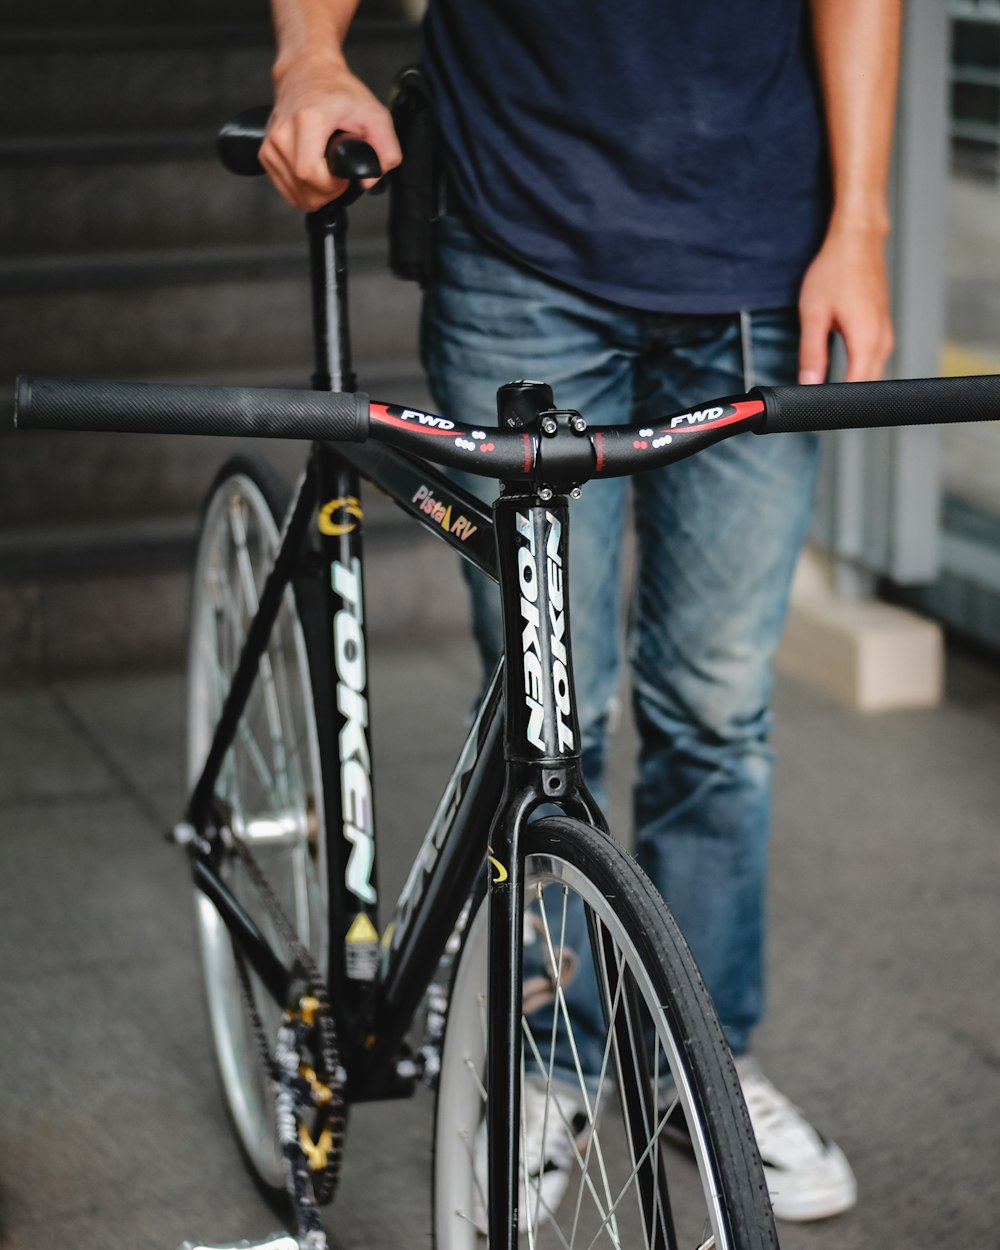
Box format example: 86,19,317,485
1,263,423,389
0,478,414,582
2,158,388,258
3,20,418,139
0,481,467,686
0,234,388,294
0,516,198,580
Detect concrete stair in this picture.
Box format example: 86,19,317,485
0,7,443,684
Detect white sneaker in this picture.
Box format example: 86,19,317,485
472,1075,591,1235
735,1057,857,1222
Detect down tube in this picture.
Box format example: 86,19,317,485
356,665,505,1095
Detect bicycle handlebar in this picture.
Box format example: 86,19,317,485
14,373,1000,486
751,376,1000,434
14,376,370,444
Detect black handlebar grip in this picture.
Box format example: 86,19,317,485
752,375,1000,435
15,376,370,443
325,132,382,182
217,104,270,176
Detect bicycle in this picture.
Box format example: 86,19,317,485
13,109,1000,1250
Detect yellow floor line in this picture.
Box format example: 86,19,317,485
940,343,1000,377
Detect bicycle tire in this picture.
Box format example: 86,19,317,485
187,454,331,1201
432,816,777,1250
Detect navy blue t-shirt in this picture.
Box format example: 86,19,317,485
423,0,830,313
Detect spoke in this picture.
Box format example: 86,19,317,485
566,926,632,1250
529,901,678,1250
526,887,622,1243
198,628,282,805
196,644,285,830
463,1054,489,1104
582,1103,677,1250
531,882,570,1237
234,695,279,797
228,497,292,801
258,616,303,808
229,497,261,617
594,931,674,1250
454,990,490,1232
291,841,312,950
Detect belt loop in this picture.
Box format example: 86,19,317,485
739,310,755,392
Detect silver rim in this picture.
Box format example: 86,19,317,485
187,470,327,1191
435,852,729,1250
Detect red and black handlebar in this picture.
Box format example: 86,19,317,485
13,373,1000,486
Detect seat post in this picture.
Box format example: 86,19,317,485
307,204,355,393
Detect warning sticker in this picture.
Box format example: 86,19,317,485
345,913,379,981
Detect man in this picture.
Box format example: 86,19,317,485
260,0,901,1222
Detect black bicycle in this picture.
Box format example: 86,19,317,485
13,113,1000,1250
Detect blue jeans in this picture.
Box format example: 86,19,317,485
422,214,820,1062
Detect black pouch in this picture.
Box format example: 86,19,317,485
387,65,442,287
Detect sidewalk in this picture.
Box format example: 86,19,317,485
1,633,998,1249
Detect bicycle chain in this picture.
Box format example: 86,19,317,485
229,834,346,1207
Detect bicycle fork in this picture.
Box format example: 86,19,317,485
486,488,605,1249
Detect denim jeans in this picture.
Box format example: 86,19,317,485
422,214,820,1065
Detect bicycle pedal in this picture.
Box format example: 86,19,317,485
177,1235,300,1250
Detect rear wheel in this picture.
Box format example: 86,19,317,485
187,455,331,1199
433,817,777,1250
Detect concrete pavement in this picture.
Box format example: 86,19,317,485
1,629,999,1249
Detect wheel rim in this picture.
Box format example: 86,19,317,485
187,471,327,1191
435,851,733,1250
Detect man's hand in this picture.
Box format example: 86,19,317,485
798,222,894,384
803,0,902,384
259,53,402,211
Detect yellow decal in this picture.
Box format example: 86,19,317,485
299,1122,334,1171
411,485,479,542
319,496,364,536
297,996,320,1026
380,922,396,950
299,1064,333,1105
346,913,379,944
488,847,509,884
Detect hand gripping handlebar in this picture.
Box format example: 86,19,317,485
217,105,381,186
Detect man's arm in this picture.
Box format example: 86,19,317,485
798,0,902,383
260,0,401,210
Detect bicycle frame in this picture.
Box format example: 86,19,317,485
181,201,606,1135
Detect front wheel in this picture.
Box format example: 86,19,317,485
433,817,777,1250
